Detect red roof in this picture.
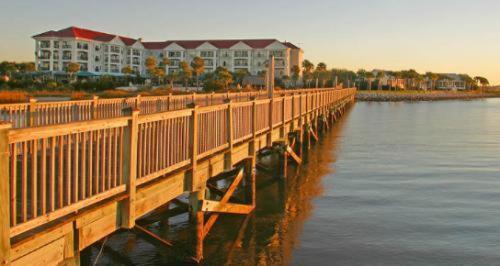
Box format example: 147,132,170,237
142,41,170,50
33,26,301,50
33,26,140,46
282,42,300,49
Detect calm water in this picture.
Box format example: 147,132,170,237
85,99,500,265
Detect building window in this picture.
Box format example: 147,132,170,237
270,50,284,57
39,50,51,60
223,61,227,67
62,41,72,49
53,52,59,60
95,56,100,62
110,64,119,73
95,66,100,72
62,51,72,60
40,41,50,48
110,54,120,63
168,51,182,57
95,45,101,52
80,63,88,71
204,59,214,66
132,49,140,56
38,61,50,71
200,51,214,57
77,51,88,61
234,59,248,67
110,46,120,53
132,57,140,65
53,62,59,71
133,66,139,73
169,59,180,66
53,41,59,49
234,50,249,57
77,42,89,50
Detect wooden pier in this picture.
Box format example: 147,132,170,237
0,87,356,265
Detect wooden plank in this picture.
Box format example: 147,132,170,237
8,117,129,143
201,200,254,214
10,222,72,261
11,236,65,266
78,211,119,250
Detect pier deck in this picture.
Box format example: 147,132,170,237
0,87,356,265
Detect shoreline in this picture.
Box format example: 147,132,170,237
355,91,500,102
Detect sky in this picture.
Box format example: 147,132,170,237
1,0,499,84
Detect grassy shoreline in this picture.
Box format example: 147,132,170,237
356,90,500,102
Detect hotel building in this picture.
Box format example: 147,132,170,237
33,26,303,78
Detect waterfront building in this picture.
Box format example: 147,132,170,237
435,74,467,90
33,26,303,78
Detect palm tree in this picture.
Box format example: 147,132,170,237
291,65,300,88
190,56,205,89
302,60,314,88
179,61,192,90
67,62,80,82
215,67,233,91
167,70,179,89
356,69,367,89
234,69,249,88
474,76,489,91
425,72,439,90
315,62,327,87
121,66,134,83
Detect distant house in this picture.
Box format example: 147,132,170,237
371,70,406,89
436,74,466,90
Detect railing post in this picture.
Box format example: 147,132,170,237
225,100,233,169
91,95,99,119
135,94,142,110
28,98,37,127
281,95,286,138
189,104,199,192
291,94,296,131
250,98,257,158
267,97,273,147
167,93,172,111
0,122,11,265
121,108,139,229
192,92,196,105
187,104,204,260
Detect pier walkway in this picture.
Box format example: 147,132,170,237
0,87,356,265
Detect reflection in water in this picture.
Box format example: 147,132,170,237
83,108,352,265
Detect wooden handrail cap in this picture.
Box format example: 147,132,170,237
0,121,12,130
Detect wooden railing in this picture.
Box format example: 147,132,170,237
0,88,355,239
0,88,340,129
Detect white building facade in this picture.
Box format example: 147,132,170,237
33,27,303,78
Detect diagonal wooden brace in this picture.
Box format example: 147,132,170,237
309,126,319,142
286,145,302,165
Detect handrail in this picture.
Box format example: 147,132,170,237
0,87,341,128
0,87,356,239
